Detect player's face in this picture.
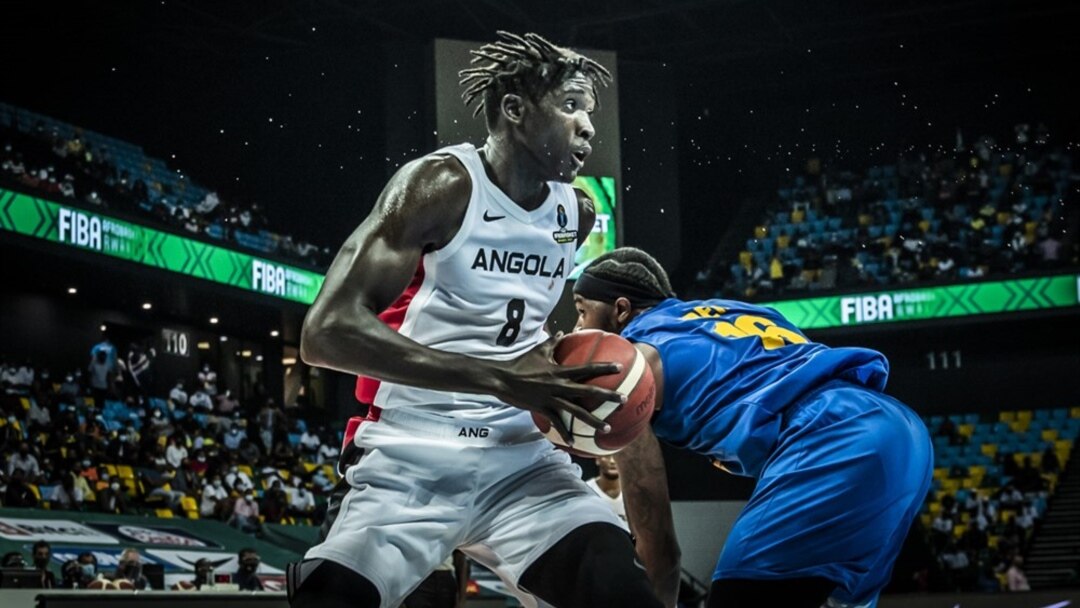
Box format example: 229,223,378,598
573,295,620,333
524,76,596,183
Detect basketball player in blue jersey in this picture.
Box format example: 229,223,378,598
288,33,663,608
572,248,934,608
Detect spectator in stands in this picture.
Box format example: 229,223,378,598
173,557,214,590
238,438,261,465
189,448,210,476
256,401,277,452
999,484,1024,508
198,363,218,396
287,477,316,519
49,470,85,510
4,466,39,507
223,421,246,451
228,491,262,535
299,426,321,457
59,559,83,589
233,548,264,591
87,349,114,407
168,380,188,408
112,548,149,590
32,540,56,588
96,477,130,514
7,442,41,478
189,389,213,411
999,451,1021,478
939,540,972,591
930,511,954,552
316,435,339,465
58,374,80,403
165,435,187,469
225,464,254,493
200,474,228,518
216,389,239,416
1016,501,1038,532
262,479,288,524
26,397,51,433
1006,555,1031,591
75,552,99,587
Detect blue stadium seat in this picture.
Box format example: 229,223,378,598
827,218,843,231
288,433,302,448
964,414,979,424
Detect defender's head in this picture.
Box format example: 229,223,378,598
573,247,674,334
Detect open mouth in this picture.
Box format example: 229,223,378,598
571,149,589,168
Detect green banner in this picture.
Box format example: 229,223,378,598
761,274,1080,329
0,187,325,304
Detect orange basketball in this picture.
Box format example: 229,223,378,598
532,330,655,457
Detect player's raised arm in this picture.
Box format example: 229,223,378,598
300,154,621,441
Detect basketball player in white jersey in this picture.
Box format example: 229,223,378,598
288,32,668,608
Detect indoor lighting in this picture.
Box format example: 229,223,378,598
282,357,297,366
197,342,211,350
255,355,264,362
67,287,77,294
220,336,228,342
270,330,279,337
209,317,219,324
141,302,152,310
241,350,252,358
100,324,107,332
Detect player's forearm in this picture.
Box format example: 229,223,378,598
633,513,682,607
300,309,506,397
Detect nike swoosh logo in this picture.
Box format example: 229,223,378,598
483,210,506,222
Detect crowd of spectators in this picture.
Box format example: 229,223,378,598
916,418,1064,593
0,104,330,268
1,541,268,591
695,123,1079,299
0,339,341,535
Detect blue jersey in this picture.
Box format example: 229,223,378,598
620,298,890,478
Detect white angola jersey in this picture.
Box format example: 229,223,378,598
369,143,581,424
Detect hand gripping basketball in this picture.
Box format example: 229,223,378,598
533,330,656,458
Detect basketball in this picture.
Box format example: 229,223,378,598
532,330,656,457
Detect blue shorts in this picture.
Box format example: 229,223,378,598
714,381,933,607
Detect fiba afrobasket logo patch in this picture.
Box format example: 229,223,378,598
552,204,577,244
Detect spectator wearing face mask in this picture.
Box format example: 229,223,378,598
165,436,188,469
224,424,247,450
75,552,100,587
87,348,115,407
229,491,262,535
198,364,218,396
97,477,130,514
7,442,41,478
189,449,210,476
189,389,213,411
112,548,149,590
201,475,229,518
168,380,188,408
233,548,264,591
4,467,39,507
173,557,215,590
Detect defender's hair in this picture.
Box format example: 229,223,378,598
459,31,612,128
581,247,675,302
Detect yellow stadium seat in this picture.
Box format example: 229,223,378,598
155,509,174,519
1017,410,1033,423
957,424,974,437
28,484,42,499
969,465,987,478
180,496,198,512
999,411,1016,423
186,510,199,520
123,479,138,495
103,464,118,478
278,470,290,481
117,465,134,480
1042,429,1059,442
1071,407,1080,419
933,467,948,480
238,465,254,478
962,478,979,489
302,462,318,473
1055,439,1073,452
1031,453,1043,468
928,503,942,515
738,251,753,270
1057,451,1070,467
20,397,31,411
753,225,768,239
1009,420,1029,433
322,464,335,479
941,479,960,492
83,397,95,407
953,524,966,538
987,535,1000,549
776,235,791,249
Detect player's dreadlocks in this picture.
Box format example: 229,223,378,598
460,31,612,128
574,247,676,308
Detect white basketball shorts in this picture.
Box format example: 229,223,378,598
304,407,626,608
